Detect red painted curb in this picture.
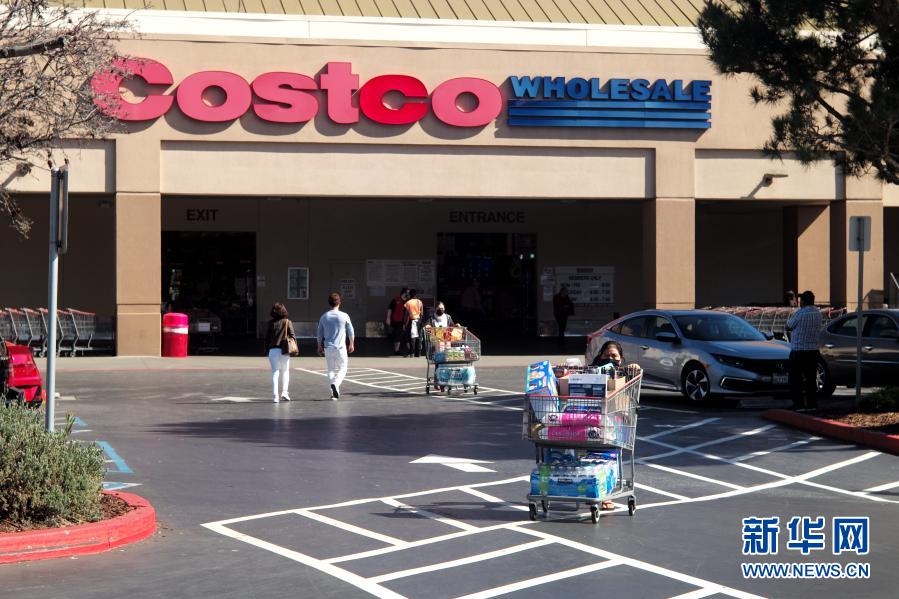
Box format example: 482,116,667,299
0,491,156,564
761,409,899,456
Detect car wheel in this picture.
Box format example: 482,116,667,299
681,364,711,402
816,359,836,399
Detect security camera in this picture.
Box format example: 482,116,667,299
762,172,788,186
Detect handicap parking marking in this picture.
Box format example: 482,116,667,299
203,475,764,599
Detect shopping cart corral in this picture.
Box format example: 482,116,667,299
423,325,481,395
0,308,98,357
523,361,642,524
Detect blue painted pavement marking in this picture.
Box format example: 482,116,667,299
97,440,134,474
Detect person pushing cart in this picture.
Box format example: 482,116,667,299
523,360,643,524
423,323,481,395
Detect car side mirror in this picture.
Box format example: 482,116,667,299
656,332,680,344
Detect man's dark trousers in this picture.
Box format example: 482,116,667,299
789,350,819,409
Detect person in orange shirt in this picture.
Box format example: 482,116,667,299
404,289,424,358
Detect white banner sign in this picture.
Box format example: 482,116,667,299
554,266,614,304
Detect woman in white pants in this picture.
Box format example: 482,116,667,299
264,302,296,403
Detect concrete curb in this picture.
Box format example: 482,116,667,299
761,409,899,456
0,491,156,564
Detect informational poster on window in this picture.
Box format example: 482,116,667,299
554,267,614,304
287,267,309,300
366,260,436,295
340,278,356,300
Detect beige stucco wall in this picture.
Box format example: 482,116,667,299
0,30,891,354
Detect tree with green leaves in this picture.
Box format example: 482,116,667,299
699,0,899,186
0,0,129,237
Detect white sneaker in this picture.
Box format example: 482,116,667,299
272,397,280,403
281,394,291,402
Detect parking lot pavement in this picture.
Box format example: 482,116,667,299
4,361,897,599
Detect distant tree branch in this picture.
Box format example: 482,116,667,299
0,35,65,58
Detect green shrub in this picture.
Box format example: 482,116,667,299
0,404,104,526
859,386,899,413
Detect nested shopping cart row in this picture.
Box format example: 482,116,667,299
0,307,96,357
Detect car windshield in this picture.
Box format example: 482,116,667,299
674,313,765,342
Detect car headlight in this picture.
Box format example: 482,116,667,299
712,354,746,369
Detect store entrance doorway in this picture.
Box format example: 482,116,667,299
436,233,537,344
162,232,256,354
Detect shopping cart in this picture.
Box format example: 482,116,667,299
68,309,97,356
523,368,642,524
423,325,481,395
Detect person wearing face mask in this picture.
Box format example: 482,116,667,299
427,302,454,329
591,340,624,369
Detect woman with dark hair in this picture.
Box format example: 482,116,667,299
592,340,624,369
591,339,624,512
264,302,296,403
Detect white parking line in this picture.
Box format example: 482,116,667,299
641,424,776,461
296,367,524,411
381,498,479,532
202,522,405,599
295,509,407,546
634,483,689,501
641,418,720,440
515,527,762,599
368,539,555,584
454,561,623,599
732,436,821,462
642,432,899,504
639,462,744,490
864,479,899,493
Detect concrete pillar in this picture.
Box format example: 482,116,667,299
643,146,696,309
115,136,162,356
831,175,885,309
783,205,831,304
115,192,161,355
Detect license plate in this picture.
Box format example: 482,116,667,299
773,374,789,385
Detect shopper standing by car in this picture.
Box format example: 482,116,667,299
385,287,409,356
317,292,355,400
785,290,823,411
264,302,296,403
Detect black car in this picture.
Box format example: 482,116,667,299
818,309,899,396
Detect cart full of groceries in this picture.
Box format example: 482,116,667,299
523,359,643,524
423,325,481,395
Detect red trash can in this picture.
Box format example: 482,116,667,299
162,312,189,358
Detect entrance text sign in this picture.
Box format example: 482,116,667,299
554,266,615,304
92,59,711,131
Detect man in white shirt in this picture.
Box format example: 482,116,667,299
317,292,355,400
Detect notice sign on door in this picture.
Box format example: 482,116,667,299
366,260,436,295
340,278,356,300
554,267,614,304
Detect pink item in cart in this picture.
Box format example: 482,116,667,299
544,425,604,442
541,411,602,427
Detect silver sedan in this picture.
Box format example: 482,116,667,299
587,310,792,401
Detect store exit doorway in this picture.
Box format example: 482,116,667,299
437,233,537,342
162,232,256,354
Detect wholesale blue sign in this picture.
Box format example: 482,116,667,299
507,77,712,129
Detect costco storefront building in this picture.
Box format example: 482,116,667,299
2,3,896,355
